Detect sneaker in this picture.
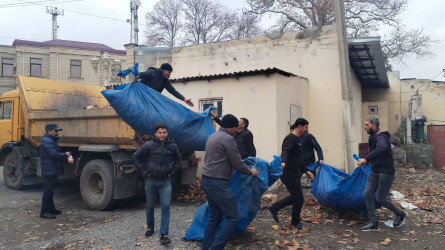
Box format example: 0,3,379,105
292,223,309,231
267,205,279,223
145,228,154,238
361,221,380,231
40,212,56,219
160,235,171,244
51,209,62,215
393,211,408,228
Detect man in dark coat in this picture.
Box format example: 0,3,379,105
39,123,71,219
268,118,314,230
132,123,181,244
135,63,194,107
236,117,256,159
358,117,407,231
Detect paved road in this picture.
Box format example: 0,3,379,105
0,166,203,249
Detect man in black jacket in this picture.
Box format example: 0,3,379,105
132,123,181,244
39,123,71,219
236,117,256,159
268,118,314,230
358,117,407,231
136,63,194,107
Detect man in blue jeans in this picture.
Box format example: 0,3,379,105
201,114,259,250
132,123,181,244
358,117,407,231
39,123,71,219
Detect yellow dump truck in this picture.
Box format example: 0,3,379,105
0,76,198,210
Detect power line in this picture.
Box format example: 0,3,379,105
0,0,84,8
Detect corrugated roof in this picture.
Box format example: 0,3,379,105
170,68,297,83
12,39,126,55
348,37,389,88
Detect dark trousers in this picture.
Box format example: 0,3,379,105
201,176,241,250
271,169,304,225
40,175,58,215
364,171,402,222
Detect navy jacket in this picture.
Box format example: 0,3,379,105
281,133,308,174
138,67,185,101
297,133,324,166
132,137,181,180
364,131,395,174
39,134,67,176
236,129,256,160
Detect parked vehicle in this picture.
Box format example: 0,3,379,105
0,76,198,210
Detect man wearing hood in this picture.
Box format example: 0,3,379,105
358,117,407,231
132,123,181,244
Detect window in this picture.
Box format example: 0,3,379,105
1,101,12,120
2,58,14,77
200,99,223,118
111,64,121,82
70,60,81,78
368,106,378,114
30,58,42,77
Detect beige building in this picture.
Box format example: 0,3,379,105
125,25,389,172
0,39,129,93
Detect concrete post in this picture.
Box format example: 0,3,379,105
335,0,356,173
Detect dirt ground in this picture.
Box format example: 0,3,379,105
222,163,445,249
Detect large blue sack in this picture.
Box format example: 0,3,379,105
308,154,374,217
101,81,215,151
184,156,283,240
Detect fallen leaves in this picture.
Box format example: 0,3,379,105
24,236,39,242
39,243,51,249
381,238,391,246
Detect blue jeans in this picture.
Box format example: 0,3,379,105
145,178,172,235
201,176,241,250
41,175,58,215
364,172,402,222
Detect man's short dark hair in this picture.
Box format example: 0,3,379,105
290,124,295,131
366,117,380,128
155,123,168,132
240,117,249,129
293,118,309,128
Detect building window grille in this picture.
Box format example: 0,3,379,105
70,60,81,78
200,99,223,118
1,58,14,77
30,58,42,77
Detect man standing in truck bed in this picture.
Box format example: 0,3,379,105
132,123,181,244
135,63,194,107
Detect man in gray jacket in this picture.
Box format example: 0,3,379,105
201,114,259,250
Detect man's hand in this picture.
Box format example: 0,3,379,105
357,158,366,167
305,171,314,181
281,162,286,169
183,98,194,107
319,160,324,164
251,168,259,177
66,152,71,157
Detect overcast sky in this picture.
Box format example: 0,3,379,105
0,0,443,81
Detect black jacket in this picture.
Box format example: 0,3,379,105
236,129,256,159
138,67,185,101
281,133,307,173
132,137,181,180
364,131,395,174
39,134,67,176
297,133,323,166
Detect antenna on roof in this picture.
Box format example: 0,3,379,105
46,7,64,40
128,0,141,44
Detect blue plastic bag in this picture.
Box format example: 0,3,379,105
101,81,215,151
183,156,282,240
308,155,376,217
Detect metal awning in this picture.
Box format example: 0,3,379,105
348,37,389,88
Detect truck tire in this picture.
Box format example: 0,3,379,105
3,152,23,190
80,159,115,210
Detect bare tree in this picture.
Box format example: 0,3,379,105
143,0,183,47
230,13,264,39
245,0,435,63
181,0,236,45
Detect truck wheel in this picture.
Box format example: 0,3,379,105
80,159,115,210
3,152,23,190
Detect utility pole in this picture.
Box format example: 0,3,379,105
127,0,141,44
46,7,64,40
